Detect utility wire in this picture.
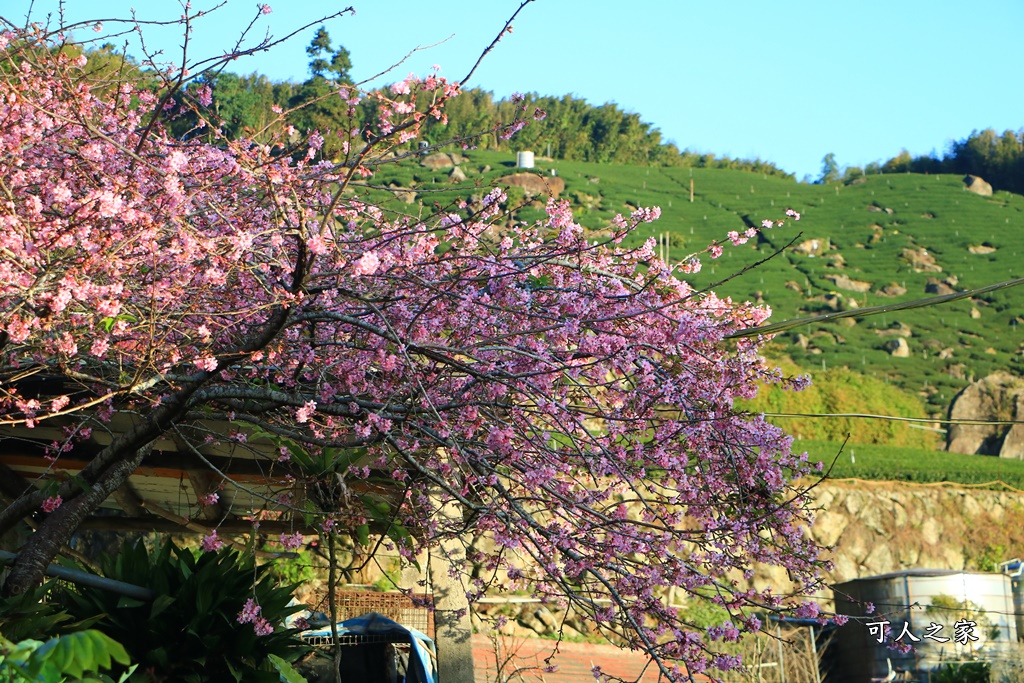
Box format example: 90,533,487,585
726,277,1024,338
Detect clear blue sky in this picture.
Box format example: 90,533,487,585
6,0,1022,180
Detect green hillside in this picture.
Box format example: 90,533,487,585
368,150,1024,418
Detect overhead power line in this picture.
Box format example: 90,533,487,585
727,276,1024,338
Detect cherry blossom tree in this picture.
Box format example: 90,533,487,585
0,7,831,680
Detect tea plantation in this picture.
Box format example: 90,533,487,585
367,149,1024,424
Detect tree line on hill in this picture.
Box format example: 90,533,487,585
84,30,1024,191
83,29,791,177
823,129,1024,194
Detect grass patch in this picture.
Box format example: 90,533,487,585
371,150,1024,417
800,439,1024,489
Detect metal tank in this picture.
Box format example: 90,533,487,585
831,569,1017,683
516,150,534,168
999,559,1024,641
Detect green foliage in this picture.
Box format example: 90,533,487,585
55,540,307,683
819,153,840,184
678,596,731,630
0,631,132,683
741,360,937,448
0,580,78,642
252,432,417,562
965,543,1009,573
267,655,307,683
304,28,352,83
934,661,991,683
418,91,792,172
267,548,318,586
884,128,1024,195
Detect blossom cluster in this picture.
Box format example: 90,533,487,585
237,598,274,636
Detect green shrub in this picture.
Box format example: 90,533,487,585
0,580,79,643
56,540,308,683
740,361,938,449
933,661,990,683
266,548,319,587
0,630,131,683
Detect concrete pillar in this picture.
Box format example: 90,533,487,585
428,500,475,683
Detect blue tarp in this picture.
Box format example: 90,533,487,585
300,612,437,683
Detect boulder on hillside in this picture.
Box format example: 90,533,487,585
501,173,566,198
884,337,910,357
901,247,942,273
925,278,954,296
392,189,417,204
925,277,957,295
389,183,417,204
969,244,998,255
449,166,467,183
1002,394,1024,460
824,273,872,293
421,152,454,169
875,321,913,338
876,282,907,297
826,253,847,269
964,175,993,196
793,238,828,256
809,293,843,311
947,372,1024,458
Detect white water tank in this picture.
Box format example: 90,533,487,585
516,151,534,168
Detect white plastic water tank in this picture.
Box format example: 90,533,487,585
516,151,534,168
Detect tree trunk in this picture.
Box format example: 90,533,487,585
0,390,196,539
2,445,149,595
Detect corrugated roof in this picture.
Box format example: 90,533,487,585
834,568,1006,587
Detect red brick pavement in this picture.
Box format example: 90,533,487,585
472,633,693,683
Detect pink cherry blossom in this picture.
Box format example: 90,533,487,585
253,617,274,636
295,401,316,423
237,597,261,624
200,531,224,552
352,251,380,275
279,532,304,550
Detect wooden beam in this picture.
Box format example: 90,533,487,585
110,480,147,517
0,460,35,502
0,452,294,482
186,469,229,521
137,500,293,558
75,514,405,539
76,515,320,536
